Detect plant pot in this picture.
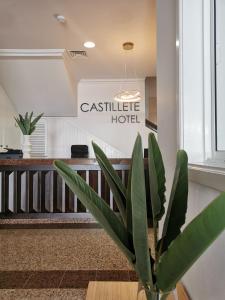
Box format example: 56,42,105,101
22,135,32,158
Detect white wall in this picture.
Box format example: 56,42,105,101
0,85,20,148
157,0,177,191
45,79,151,158
46,117,126,158
0,56,77,117
157,0,225,299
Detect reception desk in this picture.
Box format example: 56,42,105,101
0,158,131,217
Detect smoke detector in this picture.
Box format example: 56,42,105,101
67,50,88,59
54,14,66,23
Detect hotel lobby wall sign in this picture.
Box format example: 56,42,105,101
78,80,145,126
80,101,141,124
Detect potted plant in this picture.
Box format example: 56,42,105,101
54,133,225,299
15,112,43,158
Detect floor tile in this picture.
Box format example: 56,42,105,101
24,271,64,289
59,270,97,288
0,271,30,289
0,229,130,271
96,270,130,281
129,270,138,282
0,288,86,300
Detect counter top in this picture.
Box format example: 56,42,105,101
0,158,132,166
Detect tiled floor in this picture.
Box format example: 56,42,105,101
0,228,131,271
0,270,137,289
0,225,145,299
0,289,87,300
0,217,100,229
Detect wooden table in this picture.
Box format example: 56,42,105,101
86,282,190,300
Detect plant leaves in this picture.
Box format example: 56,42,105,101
144,168,153,227
31,113,44,128
131,134,153,289
29,112,33,123
92,142,127,224
159,150,188,254
126,158,133,236
156,192,225,292
14,112,44,135
54,160,135,265
148,133,166,222
14,117,26,134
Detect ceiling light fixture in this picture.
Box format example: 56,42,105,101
114,90,141,103
114,42,141,103
83,41,96,49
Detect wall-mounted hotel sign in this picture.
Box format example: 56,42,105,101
80,101,141,124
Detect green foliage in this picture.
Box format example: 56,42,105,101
54,133,225,299
159,150,188,254
92,142,127,224
156,192,225,292
126,158,133,236
148,133,166,221
131,134,153,290
15,112,43,135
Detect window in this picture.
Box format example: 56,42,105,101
214,0,225,155
178,0,225,166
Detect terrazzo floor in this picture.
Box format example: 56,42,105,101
0,289,86,300
0,228,131,271
0,223,148,299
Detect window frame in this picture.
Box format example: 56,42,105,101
178,0,225,167
211,0,225,162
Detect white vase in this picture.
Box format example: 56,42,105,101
22,135,32,158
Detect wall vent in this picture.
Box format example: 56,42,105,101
67,50,88,59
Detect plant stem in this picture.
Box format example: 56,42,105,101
153,221,158,262
160,293,170,300
144,289,159,300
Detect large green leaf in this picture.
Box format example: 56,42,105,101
15,117,26,135
54,160,135,265
156,192,225,293
131,134,153,289
126,158,133,236
25,113,31,134
148,133,166,222
31,113,44,127
92,142,126,224
29,112,34,122
144,167,153,227
159,150,188,253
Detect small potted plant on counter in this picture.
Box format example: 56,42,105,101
54,133,225,300
15,112,43,158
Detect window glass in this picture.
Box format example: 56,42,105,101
215,0,225,151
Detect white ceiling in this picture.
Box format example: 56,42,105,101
0,0,156,79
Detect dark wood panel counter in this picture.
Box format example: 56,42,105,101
0,158,133,216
